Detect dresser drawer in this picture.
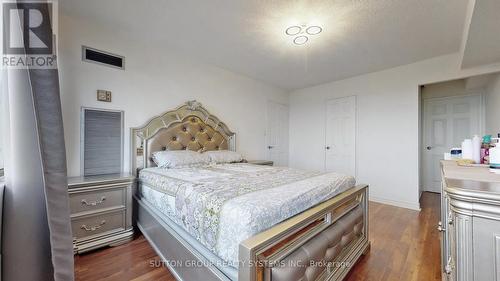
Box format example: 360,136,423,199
69,185,126,214
72,210,126,239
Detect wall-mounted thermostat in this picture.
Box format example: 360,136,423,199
97,90,112,102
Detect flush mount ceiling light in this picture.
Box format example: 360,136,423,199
285,24,322,45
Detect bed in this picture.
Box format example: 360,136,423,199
131,100,369,281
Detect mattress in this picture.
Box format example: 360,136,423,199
139,163,355,266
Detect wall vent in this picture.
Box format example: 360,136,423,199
82,46,125,70
81,108,124,176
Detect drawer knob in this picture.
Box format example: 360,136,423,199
437,221,445,232
80,220,106,232
81,196,106,207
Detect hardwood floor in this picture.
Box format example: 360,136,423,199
75,192,441,281
74,237,175,281
344,192,441,281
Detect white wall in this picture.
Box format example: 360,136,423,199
58,14,288,177
486,74,500,136
289,53,500,210
421,79,484,99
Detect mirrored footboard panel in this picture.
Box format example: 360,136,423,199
239,185,369,281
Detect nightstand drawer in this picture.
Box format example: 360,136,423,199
72,210,125,239
68,174,134,253
69,185,126,214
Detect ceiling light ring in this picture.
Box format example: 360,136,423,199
285,25,302,36
306,26,322,35
293,35,308,45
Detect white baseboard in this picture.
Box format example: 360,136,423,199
369,196,421,211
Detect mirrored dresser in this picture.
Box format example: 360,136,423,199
440,161,500,281
68,174,134,253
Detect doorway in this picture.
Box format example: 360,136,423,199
422,94,483,193
266,101,289,166
324,96,356,176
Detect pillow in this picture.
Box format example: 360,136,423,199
204,150,243,164
151,150,210,168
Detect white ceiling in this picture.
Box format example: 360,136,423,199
61,0,469,90
461,0,500,68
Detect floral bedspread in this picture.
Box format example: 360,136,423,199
139,163,355,265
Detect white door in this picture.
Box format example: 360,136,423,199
325,96,356,176
423,95,482,193
266,101,289,166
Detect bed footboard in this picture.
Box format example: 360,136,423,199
239,185,369,281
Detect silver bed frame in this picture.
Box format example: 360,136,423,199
131,101,370,281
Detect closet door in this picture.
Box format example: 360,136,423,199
266,101,289,166
325,96,356,176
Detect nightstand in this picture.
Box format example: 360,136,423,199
68,174,135,254
247,160,274,166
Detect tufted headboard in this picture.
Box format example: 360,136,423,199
131,100,235,171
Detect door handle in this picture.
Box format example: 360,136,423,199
426,146,432,150
268,146,274,149
326,146,331,150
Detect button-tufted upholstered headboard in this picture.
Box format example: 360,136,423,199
131,100,235,171
148,115,229,154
